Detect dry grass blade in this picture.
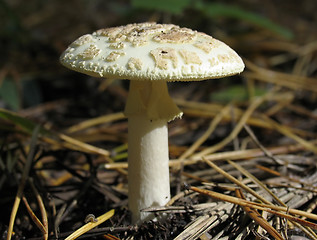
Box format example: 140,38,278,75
166,190,188,206
264,92,294,116
6,125,40,240
178,99,274,129
143,203,218,214
104,140,313,170
177,104,231,161
227,160,286,206
235,189,284,240
56,133,111,157
175,94,314,138
261,115,317,154
287,104,317,121
66,112,125,133
54,201,78,236
200,140,313,162
257,165,317,193
29,178,48,240
0,108,111,160
64,209,115,240
190,186,317,225
203,158,271,205
260,207,317,234
192,95,267,158
244,59,317,93
103,233,121,240
243,124,282,165
22,196,47,237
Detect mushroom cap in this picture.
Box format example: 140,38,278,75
60,22,244,81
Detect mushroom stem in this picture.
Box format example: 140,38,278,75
128,115,170,222
125,80,182,223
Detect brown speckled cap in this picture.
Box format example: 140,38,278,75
60,22,244,81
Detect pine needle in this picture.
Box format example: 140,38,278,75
64,209,115,240
7,125,40,240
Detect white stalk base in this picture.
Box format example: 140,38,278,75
128,115,170,223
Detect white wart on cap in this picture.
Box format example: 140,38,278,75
60,22,244,81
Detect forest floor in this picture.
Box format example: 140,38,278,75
1,0,317,239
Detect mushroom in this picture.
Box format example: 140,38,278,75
60,22,244,223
